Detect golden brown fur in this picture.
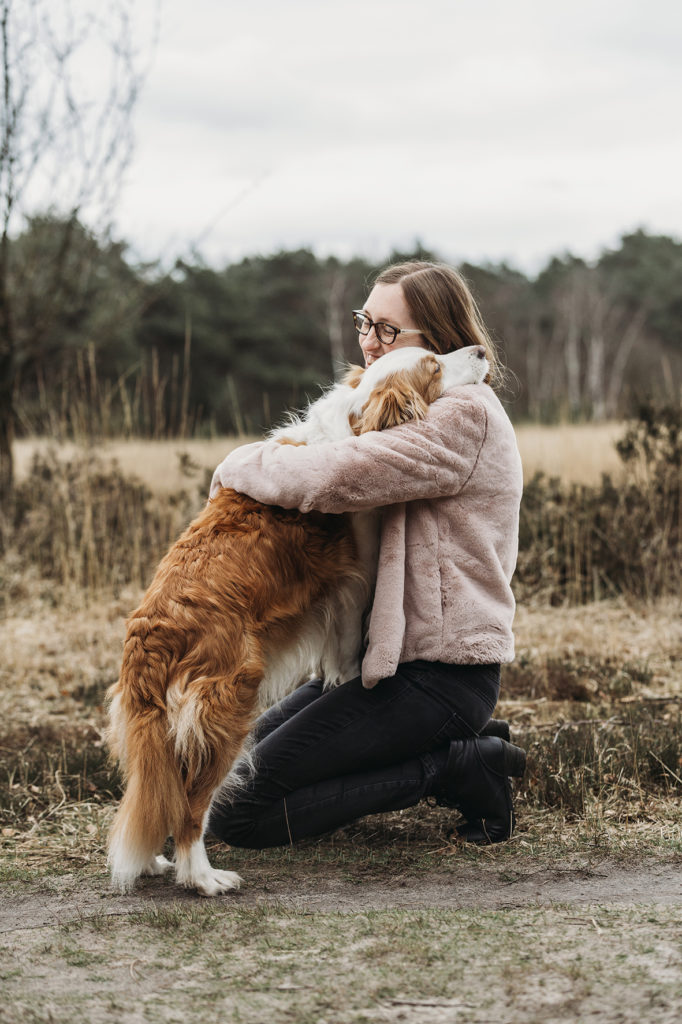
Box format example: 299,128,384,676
107,496,359,889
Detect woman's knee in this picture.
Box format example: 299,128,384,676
207,799,259,848
208,799,289,850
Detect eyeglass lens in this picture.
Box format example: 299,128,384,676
354,313,396,344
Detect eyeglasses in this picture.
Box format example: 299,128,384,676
352,310,423,346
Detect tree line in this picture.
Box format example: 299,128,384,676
8,221,681,442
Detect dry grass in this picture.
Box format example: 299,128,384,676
8,418,677,610
2,422,680,882
12,436,251,496
514,420,625,484
13,420,625,493
3,590,679,735
2,590,679,716
1,586,680,870
511,597,682,704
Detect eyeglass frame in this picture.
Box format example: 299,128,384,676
352,310,424,346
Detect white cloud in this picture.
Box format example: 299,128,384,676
107,0,682,270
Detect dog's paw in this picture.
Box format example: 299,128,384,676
141,855,173,877
192,868,243,898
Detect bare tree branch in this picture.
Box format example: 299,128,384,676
0,0,156,499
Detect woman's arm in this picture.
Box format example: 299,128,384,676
210,388,488,514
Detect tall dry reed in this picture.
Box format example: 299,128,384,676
17,341,199,442
1,450,201,598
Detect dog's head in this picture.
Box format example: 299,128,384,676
346,345,488,434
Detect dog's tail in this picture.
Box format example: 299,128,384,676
107,694,186,893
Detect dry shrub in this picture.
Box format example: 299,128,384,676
1,450,201,594
516,702,682,816
515,403,681,604
0,722,121,829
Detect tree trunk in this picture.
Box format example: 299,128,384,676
0,3,14,502
327,268,347,380
587,333,606,420
605,309,645,417
0,262,12,500
563,299,582,416
0,353,13,503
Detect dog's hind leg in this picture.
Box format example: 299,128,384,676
171,700,250,895
170,661,262,895
106,706,187,893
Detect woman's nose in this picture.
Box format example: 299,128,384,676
361,326,382,352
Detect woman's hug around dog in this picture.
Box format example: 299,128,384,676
106,342,491,896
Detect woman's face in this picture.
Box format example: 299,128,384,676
358,282,428,367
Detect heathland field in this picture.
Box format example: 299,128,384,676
1,419,681,1024
12,420,626,492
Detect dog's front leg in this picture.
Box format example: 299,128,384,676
174,807,242,897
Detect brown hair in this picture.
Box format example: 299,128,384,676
374,261,503,387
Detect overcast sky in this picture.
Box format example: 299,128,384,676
112,0,681,272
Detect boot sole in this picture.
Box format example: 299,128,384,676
456,805,516,845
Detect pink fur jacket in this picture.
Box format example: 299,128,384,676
210,384,523,688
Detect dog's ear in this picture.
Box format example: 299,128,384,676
355,378,429,434
342,364,364,390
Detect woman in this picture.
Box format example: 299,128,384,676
208,261,525,848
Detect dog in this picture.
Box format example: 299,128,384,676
106,344,489,896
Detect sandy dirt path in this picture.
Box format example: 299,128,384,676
2,859,681,933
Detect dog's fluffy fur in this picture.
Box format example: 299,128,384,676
106,346,489,896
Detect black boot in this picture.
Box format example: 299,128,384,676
479,718,511,742
433,737,526,845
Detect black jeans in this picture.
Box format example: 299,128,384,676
208,661,500,849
